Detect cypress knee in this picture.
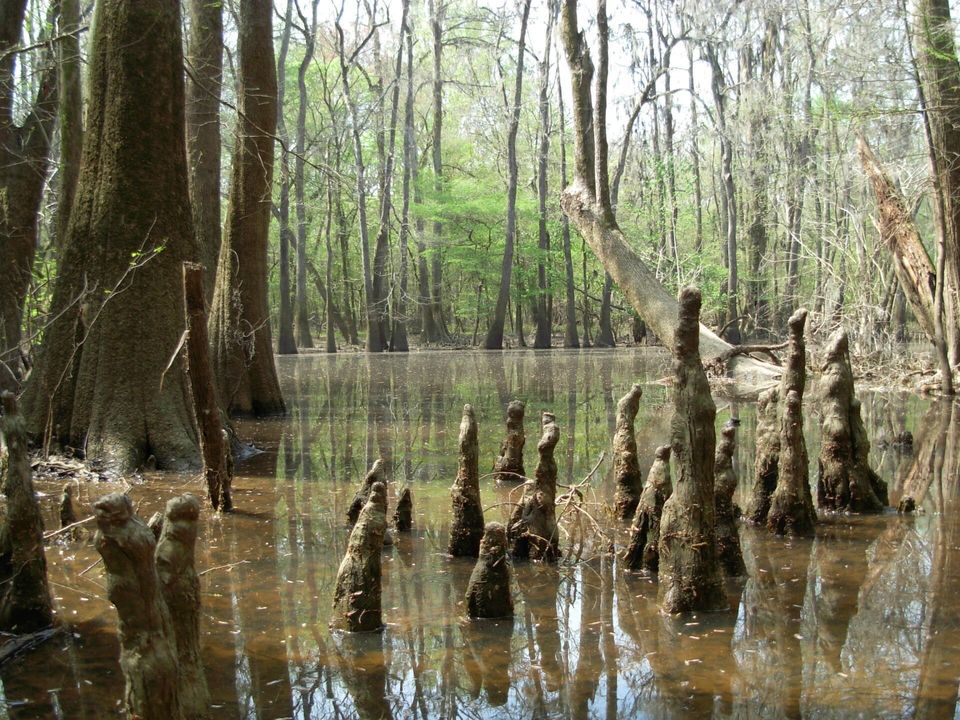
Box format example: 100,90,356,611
623,444,672,573
613,383,644,519
492,400,526,482
465,522,514,619
745,387,779,524
155,494,210,719
449,405,485,557
657,287,726,614
509,412,561,562
394,487,413,531
59,483,79,540
331,481,387,632
817,329,886,513
714,424,746,576
0,393,53,632
347,458,387,526
94,493,182,720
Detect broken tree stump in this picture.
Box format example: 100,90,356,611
182,262,232,511
331,481,387,632
94,493,182,720
465,522,514,619
347,458,387,526
817,329,887,513
155,494,210,719
613,383,644,520
449,404,485,557
745,387,779,524
0,392,53,632
623,444,672,573
714,423,746,576
509,412,561,562
657,287,726,614
394,487,413,531
768,309,817,537
492,400,526,482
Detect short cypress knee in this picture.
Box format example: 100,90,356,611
347,459,387,526
745,387,779,524
714,424,746,576
657,287,725,614
465,522,513,619
449,405,485,557
492,400,526,482
817,329,887,513
613,383,644,520
331,482,387,632
394,487,413,531
623,444,671,573
509,412,561,562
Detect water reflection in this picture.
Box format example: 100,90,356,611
7,350,960,719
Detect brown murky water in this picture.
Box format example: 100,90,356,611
4,349,957,719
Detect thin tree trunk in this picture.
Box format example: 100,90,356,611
275,0,297,355
557,60,579,348
534,3,557,349
428,0,448,340
484,0,533,350
391,16,415,353
185,0,223,300
324,147,337,354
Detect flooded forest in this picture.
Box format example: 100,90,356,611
3,0,960,718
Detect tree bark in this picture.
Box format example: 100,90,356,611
534,3,557,349
274,0,297,356
557,69,579,348
209,0,286,416
428,0,449,340
391,14,415,353
22,0,201,470
56,0,82,250
185,0,223,300
484,0,533,350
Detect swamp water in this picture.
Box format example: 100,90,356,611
4,349,958,719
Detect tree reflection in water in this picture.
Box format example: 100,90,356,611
10,351,960,719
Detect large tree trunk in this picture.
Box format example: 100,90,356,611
56,0,83,250
484,0,533,349
185,0,223,300
22,0,201,471
209,0,286,416
0,0,58,393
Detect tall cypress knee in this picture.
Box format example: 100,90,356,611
331,482,387,632
449,404,485,557
623,444,671,573
657,286,725,614
492,400,526,482
714,423,746,576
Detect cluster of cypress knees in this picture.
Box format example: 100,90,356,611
331,286,891,629
0,287,891,720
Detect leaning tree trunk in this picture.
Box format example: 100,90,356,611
185,0,223,300
612,383,643,519
22,0,201,471
94,493,182,720
657,287,726,614
484,0,533,350
209,0,286,416
817,329,887,513
558,0,776,381
449,405,485,557
0,393,53,632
